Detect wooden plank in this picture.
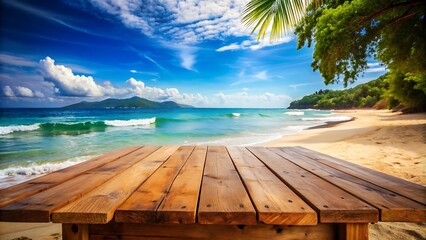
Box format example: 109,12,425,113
91,236,186,240
339,223,369,240
62,224,89,240
248,147,378,223
89,222,336,240
51,146,179,224
227,147,317,225
292,146,426,205
0,146,141,208
198,146,256,225
115,146,195,223
156,146,207,224
273,148,426,222
0,146,160,222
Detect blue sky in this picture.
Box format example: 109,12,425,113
0,0,386,108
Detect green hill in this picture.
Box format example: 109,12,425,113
63,96,194,109
288,76,389,109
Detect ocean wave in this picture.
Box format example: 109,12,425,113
104,117,156,127
39,122,108,135
0,155,94,177
284,111,305,116
302,116,353,122
0,118,157,136
285,125,312,131
0,124,40,135
232,113,240,117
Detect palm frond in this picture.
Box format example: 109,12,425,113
242,0,315,41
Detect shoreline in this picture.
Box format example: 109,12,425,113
307,117,355,130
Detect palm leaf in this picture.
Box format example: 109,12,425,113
242,0,314,41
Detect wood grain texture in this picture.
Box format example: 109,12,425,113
0,146,140,208
292,146,426,205
227,147,317,225
89,222,336,240
274,147,426,222
51,146,179,224
62,224,89,240
115,146,195,223
198,146,256,225
248,147,378,223
156,146,207,224
0,146,160,222
339,223,369,240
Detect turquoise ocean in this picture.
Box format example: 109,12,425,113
0,108,350,187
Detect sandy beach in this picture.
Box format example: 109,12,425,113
266,109,426,240
1,109,425,240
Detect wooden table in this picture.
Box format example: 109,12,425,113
0,146,425,240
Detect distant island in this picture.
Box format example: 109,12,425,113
288,76,389,110
63,96,194,109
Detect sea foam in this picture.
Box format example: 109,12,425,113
0,155,94,177
104,118,156,127
284,111,305,116
0,124,40,135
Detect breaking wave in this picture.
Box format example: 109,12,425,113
0,118,157,135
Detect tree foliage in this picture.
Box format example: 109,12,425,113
295,0,425,86
243,0,426,111
288,75,389,109
242,0,314,40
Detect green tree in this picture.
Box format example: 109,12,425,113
243,0,426,110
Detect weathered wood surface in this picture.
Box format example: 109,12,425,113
0,146,140,208
51,146,179,224
156,146,207,224
272,147,426,222
0,146,424,227
248,147,379,223
90,222,337,240
292,146,426,205
198,146,257,225
227,146,317,225
115,146,195,223
338,223,369,240
0,146,160,222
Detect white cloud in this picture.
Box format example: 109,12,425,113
255,71,268,80
217,36,294,52
36,56,205,105
143,54,166,71
15,86,34,97
289,83,314,89
210,91,292,108
0,54,37,67
231,70,270,86
365,67,387,73
64,63,95,74
130,69,137,73
180,50,196,71
34,91,45,98
367,62,381,67
3,86,15,97
366,62,387,73
87,0,152,35
39,56,104,97
216,43,241,52
3,85,45,98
